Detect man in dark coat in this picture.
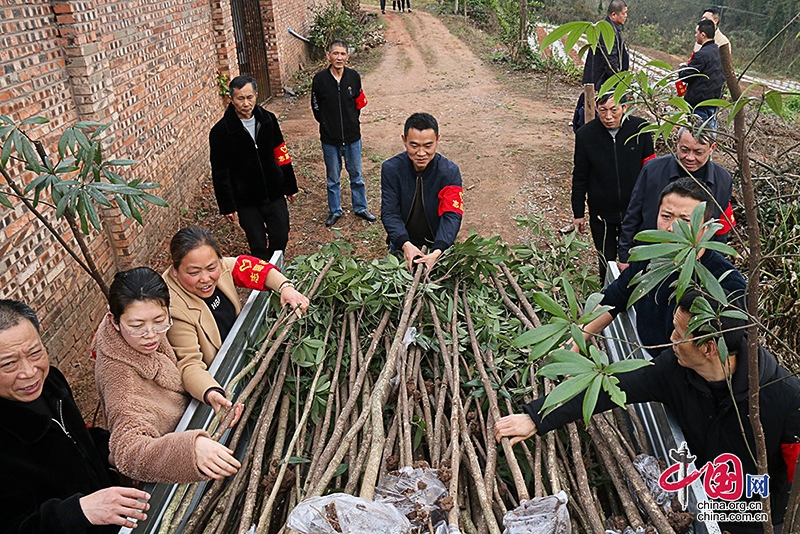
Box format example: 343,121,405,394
496,290,800,534
210,75,299,260
0,299,150,533
572,93,655,279
680,18,724,127
582,0,630,90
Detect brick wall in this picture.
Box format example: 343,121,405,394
0,0,314,369
262,0,324,95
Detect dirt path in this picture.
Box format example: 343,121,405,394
277,7,577,258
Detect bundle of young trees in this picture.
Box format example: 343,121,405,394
158,231,691,534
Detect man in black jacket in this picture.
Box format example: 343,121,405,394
680,19,724,127
0,300,150,533
496,291,800,534
572,93,654,278
210,75,299,261
582,0,630,90
618,126,734,268
311,39,376,227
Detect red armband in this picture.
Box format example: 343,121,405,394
641,153,655,167
273,142,292,166
438,185,464,217
715,201,736,236
782,443,800,482
232,255,277,291
355,90,368,110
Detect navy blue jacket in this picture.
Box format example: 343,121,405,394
581,16,630,89
381,153,463,252
680,41,724,108
618,155,732,262
311,66,364,145
210,104,298,213
0,367,118,533
601,249,746,348
572,116,655,223
524,341,800,533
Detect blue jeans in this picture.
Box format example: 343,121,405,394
322,140,368,217
694,106,718,132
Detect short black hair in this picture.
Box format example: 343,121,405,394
404,113,439,137
597,93,628,106
703,7,720,20
108,267,170,324
677,289,747,352
170,226,222,270
0,300,40,333
698,19,716,40
229,75,257,97
658,176,715,221
327,39,348,52
608,0,627,16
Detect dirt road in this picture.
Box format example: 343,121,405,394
277,7,578,258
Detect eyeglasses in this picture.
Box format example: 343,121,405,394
122,318,173,338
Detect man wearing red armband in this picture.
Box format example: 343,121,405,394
311,39,376,227
210,75,299,261
381,113,464,271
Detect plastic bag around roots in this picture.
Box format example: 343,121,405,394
502,491,572,534
375,465,449,527
631,454,675,515
286,493,413,534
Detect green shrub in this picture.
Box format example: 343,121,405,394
308,2,364,51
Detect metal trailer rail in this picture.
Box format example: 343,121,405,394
603,261,721,534
119,252,284,534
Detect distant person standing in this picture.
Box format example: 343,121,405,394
311,39,377,227
679,19,724,127
582,0,630,89
573,0,630,131
572,94,655,279
209,75,299,261
695,7,731,55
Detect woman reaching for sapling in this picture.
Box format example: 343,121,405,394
164,226,310,405
93,267,241,483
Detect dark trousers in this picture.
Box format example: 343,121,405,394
589,214,621,282
237,196,289,261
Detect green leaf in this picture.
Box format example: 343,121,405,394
1,129,18,168
582,375,603,425
694,99,730,109
0,191,13,209
627,262,676,308
0,124,13,140
514,322,569,348
764,91,783,116
532,292,569,320
287,456,310,464
628,243,686,262
668,97,691,113
563,278,578,319
19,116,50,126
588,345,609,366
717,336,729,364
538,360,596,379
139,192,169,207
633,229,682,244
727,96,753,125
596,20,616,53
570,323,587,355
645,59,673,71
539,21,589,51
689,203,705,239
541,372,596,411
332,463,348,477
0,115,14,125
674,249,697,303
604,359,652,374
584,292,606,314
115,194,132,217
104,158,138,167
694,262,728,303
603,375,627,407
84,194,102,230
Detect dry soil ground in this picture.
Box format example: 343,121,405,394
74,5,583,417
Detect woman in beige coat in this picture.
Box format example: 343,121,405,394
93,267,241,483
164,226,309,408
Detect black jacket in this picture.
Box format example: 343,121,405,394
0,367,118,534
582,16,630,89
618,155,732,262
524,342,800,533
601,249,746,348
680,41,724,108
209,104,298,213
572,116,654,223
311,66,364,145
381,153,463,252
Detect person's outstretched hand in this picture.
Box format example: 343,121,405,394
79,487,151,528
206,390,244,426
194,436,241,479
494,414,537,445
280,286,310,318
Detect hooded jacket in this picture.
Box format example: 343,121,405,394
572,115,655,223
0,367,118,534
210,104,298,214
523,341,800,533
93,315,209,484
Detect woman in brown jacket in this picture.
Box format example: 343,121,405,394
164,226,309,409
93,267,241,483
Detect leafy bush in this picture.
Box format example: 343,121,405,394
308,2,364,51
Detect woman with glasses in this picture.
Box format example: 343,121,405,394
92,267,241,483
164,226,309,411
